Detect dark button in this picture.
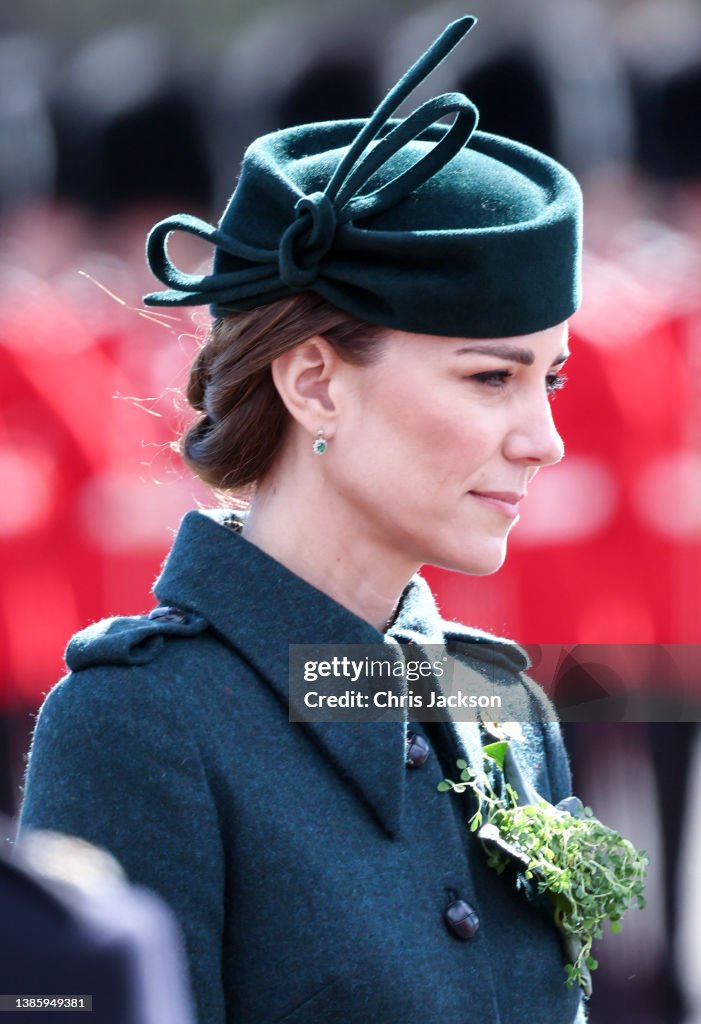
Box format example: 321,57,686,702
147,605,189,624
445,899,480,939
405,731,431,768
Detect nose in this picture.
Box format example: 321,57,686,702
503,394,565,467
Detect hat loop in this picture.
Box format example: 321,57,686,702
145,212,279,303
278,192,337,289
334,92,478,222
324,16,476,205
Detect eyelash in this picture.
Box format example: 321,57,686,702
470,370,568,396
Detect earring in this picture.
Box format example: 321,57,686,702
312,427,327,455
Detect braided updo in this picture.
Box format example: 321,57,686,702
180,292,388,494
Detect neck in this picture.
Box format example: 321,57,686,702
241,473,419,633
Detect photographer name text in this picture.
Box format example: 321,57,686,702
303,690,502,710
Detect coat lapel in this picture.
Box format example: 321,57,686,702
388,629,486,783
154,510,419,839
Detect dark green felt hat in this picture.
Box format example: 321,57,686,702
144,16,582,338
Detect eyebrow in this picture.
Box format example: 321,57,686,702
452,343,570,367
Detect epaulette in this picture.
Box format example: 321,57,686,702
65,606,210,672
444,623,560,724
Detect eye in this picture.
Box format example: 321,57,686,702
469,370,514,389
546,371,568,397
467,368,569,396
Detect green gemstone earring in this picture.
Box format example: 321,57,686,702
312,428,327,455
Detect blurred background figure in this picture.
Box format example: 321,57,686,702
0,35,55,212
2,820,195,1024
206,0,389,207
0,2,699,1022
50,24,210,214
615,0,701,183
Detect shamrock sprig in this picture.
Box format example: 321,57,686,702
438,739,648,995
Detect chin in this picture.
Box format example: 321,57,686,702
426,540,508,577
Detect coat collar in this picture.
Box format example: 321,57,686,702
154,509,456,840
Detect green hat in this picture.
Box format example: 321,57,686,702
144,16,582,338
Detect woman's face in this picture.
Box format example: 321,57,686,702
327,323,569,576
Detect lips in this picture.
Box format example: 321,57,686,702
470,491,524,504
469,490,525,518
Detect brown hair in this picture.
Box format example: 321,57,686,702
181,292,388,494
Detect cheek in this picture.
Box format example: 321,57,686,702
336,388,494,491
345,391,443,463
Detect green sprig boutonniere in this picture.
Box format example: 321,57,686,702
438,727,648,996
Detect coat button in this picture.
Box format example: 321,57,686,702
147,606,189,624
405,731,431,768
445,899,480,939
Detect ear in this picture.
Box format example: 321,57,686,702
271,335,342,438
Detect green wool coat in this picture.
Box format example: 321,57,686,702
20,509,584,1024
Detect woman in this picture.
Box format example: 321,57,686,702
19,16,585,1024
